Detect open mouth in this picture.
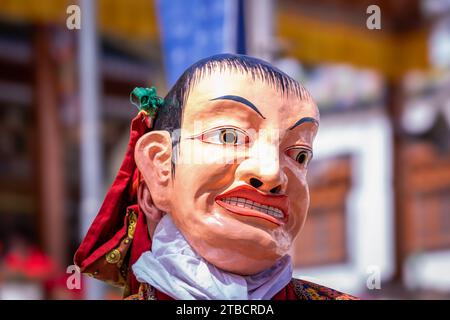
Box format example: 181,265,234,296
215,185,289,226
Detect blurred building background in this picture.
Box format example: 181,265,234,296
0,0,449,299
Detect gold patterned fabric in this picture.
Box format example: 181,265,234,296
124,279,359,300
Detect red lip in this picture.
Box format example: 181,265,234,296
215,185,289,226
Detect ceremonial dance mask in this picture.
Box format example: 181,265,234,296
134,55,319,275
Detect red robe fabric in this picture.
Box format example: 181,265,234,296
74,112,152,295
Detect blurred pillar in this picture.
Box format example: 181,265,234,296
79,0,105,299
245,0,274,61
34,26,66,268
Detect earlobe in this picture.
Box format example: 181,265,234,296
137,181,164,238
135,130,173,212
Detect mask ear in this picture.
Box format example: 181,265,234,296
134,130,173,213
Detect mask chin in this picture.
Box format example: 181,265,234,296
269,227,292,256
173,205,291,275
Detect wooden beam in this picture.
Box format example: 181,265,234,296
385,79,406,283
33,26,67,267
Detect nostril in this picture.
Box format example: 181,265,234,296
249,178,263,188
270,185,281,194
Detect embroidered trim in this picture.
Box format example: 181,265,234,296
124,283,156,300
291,278,359,300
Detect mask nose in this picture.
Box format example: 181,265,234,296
236,153,288,195
236,133,288,194
249,177,283,194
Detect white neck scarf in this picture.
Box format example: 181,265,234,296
132,214,292,300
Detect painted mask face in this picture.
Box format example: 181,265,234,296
166,69,319,275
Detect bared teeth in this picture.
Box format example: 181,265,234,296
221,197,284,219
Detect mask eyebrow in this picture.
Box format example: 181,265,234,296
288,117,319,130
210,95,266,119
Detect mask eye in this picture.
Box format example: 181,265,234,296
220,129,238,144
296,151,309,164
286,148,312,167
198,127,249,146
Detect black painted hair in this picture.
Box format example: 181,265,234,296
153,53,312,133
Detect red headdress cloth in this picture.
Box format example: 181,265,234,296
74,87,163,296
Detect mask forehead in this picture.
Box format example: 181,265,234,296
181,70,319,142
